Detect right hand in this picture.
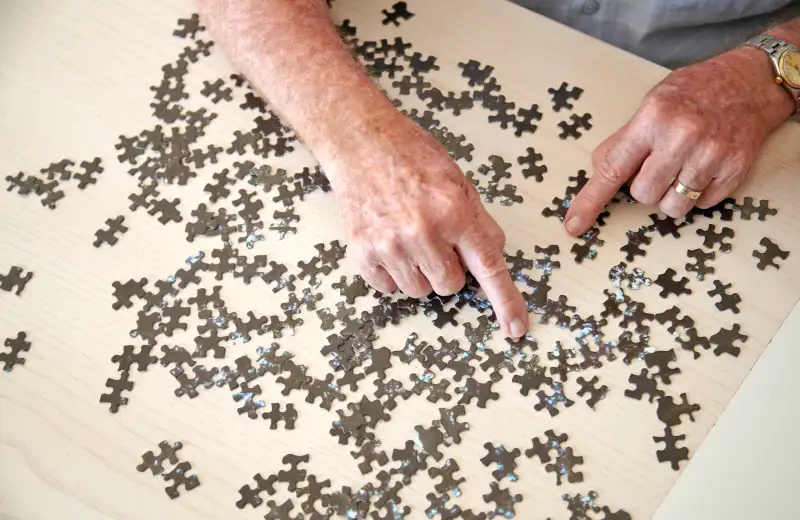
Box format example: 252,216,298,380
323,112,529,338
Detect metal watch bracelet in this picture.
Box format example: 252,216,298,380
745,34,800,120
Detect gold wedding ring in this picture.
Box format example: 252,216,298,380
674,181,702,201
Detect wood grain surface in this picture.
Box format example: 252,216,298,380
1,1,799,519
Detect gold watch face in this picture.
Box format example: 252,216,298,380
779,50,800,88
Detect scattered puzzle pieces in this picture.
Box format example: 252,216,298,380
624,369,664,403
236,473,278,508
482,482,522,518
428,458,466,495
736,197,777,221
517,146,547,182
382,1,414,26
752,237,789,270
163,461,201,498
696,224,734,253
99,371,133,413
0,266,33,295
576,375,609,410
557,113,593,139
1,331,31,372
480,443,520,481
653,427,689,471
137,440,183,475
707,280,741,314
709,324,747,357
653,268,691,298
548,82,584,112
15,13,790,519
685,248,715,281
656,393,700,427
93,215,128,247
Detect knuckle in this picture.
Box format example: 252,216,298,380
665,207,686,219
435,192,461,217
393,265,433,299
373,234,402,259
437,266,467,296
734,163,752,182
592,154,627,187
679,167,705,191
723,172,745,195
493,224,507,247
630,181,660,205
474,250,508,280
432,192,468,229
490,291,518,309
640,94,670,119
632,191,658,206
363,272,391,293
480,222,506,252
462,182,481,206
352,258,394,293
347,240,373,266
590,145,608,170
729,151,751,171
494,231,506,252
673,115,704,140
441,280,466,296
404,283,430,300
401,221,429,242
702,140,726,161
660,200,688,219
422,250,455,277
389,163,416,178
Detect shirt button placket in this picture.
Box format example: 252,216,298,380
583,0,600,15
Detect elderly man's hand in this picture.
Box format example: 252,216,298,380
564,46,796,236
324,111,529,338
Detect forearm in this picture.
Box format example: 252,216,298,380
196,0,399,168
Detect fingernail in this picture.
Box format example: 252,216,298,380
565,215,584,236
509,318,527,339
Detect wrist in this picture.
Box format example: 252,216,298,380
724,45,795,129
768,19,800,49
314,99,425,186
301,75,402,169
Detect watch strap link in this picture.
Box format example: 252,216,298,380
746,34,800,117
747,34,787,58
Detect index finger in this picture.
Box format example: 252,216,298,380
456,224,528,339
564,124,650,236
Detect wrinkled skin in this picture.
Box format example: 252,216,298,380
326,111,529,338
199,0,795,337
327,46,794,337
565,46,795,236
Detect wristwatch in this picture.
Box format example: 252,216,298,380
745,34,800,119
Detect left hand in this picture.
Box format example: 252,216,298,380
564,46,796,236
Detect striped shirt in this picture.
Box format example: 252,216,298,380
510,0,800,67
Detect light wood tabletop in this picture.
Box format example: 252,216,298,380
1,1,799,519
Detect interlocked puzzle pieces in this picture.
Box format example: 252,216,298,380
6,157,103,209
138,446,206,505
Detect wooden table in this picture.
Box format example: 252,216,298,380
1,1,799,518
